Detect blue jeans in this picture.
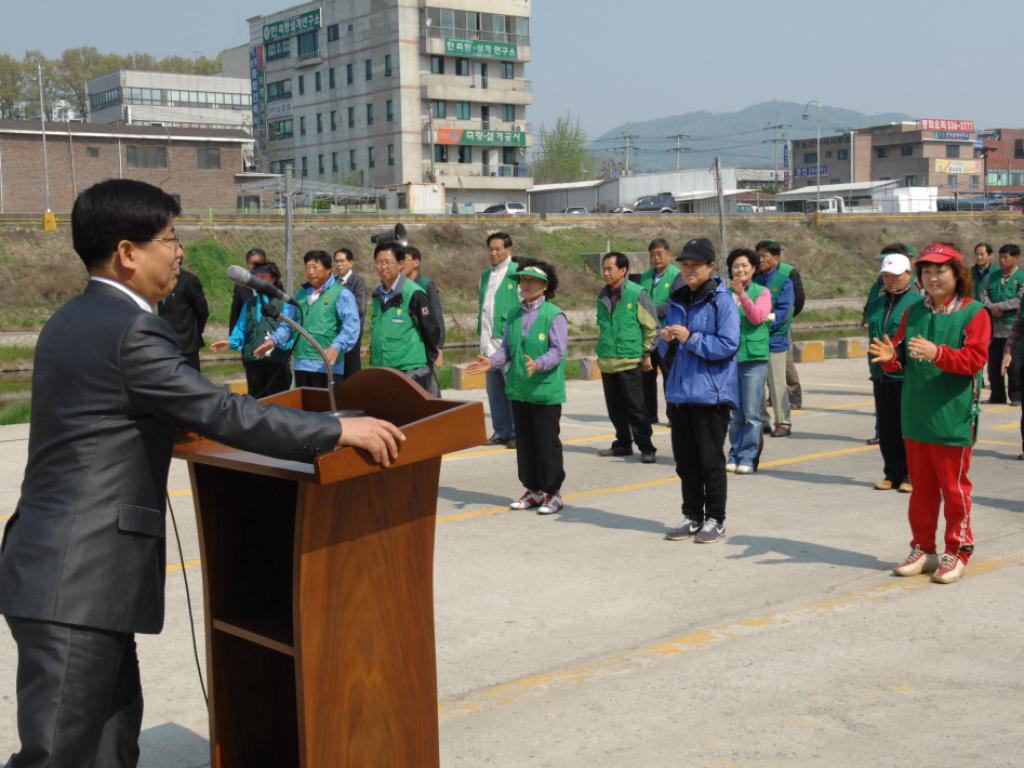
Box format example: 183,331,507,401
486,367,515,439
729,360,768,468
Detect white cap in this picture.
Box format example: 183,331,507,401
879,253,911,275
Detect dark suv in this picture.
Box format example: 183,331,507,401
614,193,677,213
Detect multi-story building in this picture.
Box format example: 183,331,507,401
789,131,871,188
980,128,1024,197
248,0,533,210
86,70,253,133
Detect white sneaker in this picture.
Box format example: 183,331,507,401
735,465,753,475
725,463,737,473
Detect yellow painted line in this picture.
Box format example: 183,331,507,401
977,439,1021,448
167,559,201,574
169,488,192,497
437,552,1024,720
993,422,1020,431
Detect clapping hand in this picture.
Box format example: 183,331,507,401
869,335,895,363
466,355,492,375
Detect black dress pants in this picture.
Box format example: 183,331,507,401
668,403,731,523
341,342,362,382
601,367,655,453
641,350,667,424
243,359,292,399
510,400,565,494
873,378,908,484
988,337,1020,403
4,617,143,768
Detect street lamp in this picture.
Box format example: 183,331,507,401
803,99,821,213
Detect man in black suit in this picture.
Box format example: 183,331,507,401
157,254,209,370
229,247,267,331
0,179,404,768
334,247,368,382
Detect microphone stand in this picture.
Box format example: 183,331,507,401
262,303,341,415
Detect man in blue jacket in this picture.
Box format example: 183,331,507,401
755,240,796,437
659,238,740,544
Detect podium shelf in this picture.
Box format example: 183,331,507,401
212,619,295,657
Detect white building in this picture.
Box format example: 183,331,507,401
247,0,533,210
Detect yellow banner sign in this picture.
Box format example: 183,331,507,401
934,159,980,174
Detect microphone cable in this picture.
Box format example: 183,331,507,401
166,492,209,708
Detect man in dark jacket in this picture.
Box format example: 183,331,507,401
0,179,403,768
334,247,368,382
157,255,209,370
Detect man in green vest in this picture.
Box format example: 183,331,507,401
979,243,1023,404
478,232,520,447
639,238,684,424
402,245,446,396
596,251,659,463
367,242,442,393
254,250,360,398
754,239,796,437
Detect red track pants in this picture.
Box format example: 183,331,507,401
904,438,974,563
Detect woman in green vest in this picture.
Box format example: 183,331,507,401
725,249,772,474
865,253,923,492
979,243,1023,404
210,261,294,397
869,243,992,585
467,260,568,515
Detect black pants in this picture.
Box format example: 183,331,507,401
873,378,908,484
641,350,667,424
5,617,143,768
341,342,362,382
243,359,292,399
668,403,731,523
294,370,343,404
988,337,1021,403
601,367,654,453
182,350,200,371
511,400,565,494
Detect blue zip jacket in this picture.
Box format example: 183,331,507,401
754,267,794,352
657,275,740,408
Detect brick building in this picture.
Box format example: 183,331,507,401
0,120,254,213
980,128,1024,196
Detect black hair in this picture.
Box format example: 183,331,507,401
254,260,282,287
879,242,910,256
333,247,354,261
915,259,972,299
373,241,406,261
516,258,559,300
404,245,422,262
487,231,512,248
648,238,671,252
974,242,993,256
303,250,332,269
754,239,782,256
603,251,630,271
71,179,181,270
246,247,267,261
998,243,1021,258
726,248,760,278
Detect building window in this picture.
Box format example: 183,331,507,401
432,101,446,119
430,55,444,74
349,149,356,170
434,145,448,163
266,79,292,101
330,110,337,131
86,146,100,157
365,58,373,81
368,147,375,168
455,58,470,76
825,150,832,159
266,39,290,61
332,152,338,172
830,178,841,184
1015,139,1024,159
900,145,913,157
297,30,318,59
501,62,514,79
347,107,355,128
970,175,980,188
386,99,394,122
803,152,817,164
905,175,918,186
197,147,221,169
300,116,306,136
948,174,958,187
458,146,472,163
316,113,323,133
503,104,515,122
315,72,322,91
502,147,516,165
269,119,293,140
126,145,167,169
385,54,393,77
387,144,395,166
301,156,308,177
876,147,889,159
329,68,336,88
298,75,305,96
945,144,961,159
327,24,339,42
837,149,848,161
366,103,374,125
346,64,353,84
318,154,325,174
456,101,470,120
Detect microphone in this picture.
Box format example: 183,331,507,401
226,265,299,306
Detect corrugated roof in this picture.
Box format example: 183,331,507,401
527,180,604,192
776,180,898,197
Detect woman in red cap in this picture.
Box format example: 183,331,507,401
869,243,991,584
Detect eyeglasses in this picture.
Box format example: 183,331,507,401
148,236,183,249
375,259,398,268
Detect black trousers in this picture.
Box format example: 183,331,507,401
873,378,908,484
601,367,655,453
182,350,200,371
294,370,343,404
341,342,362,383
988,337,1021,403
510,400,565,494
243,359,292,399
668,403,731,523
5,617,143,768
641,350,667,424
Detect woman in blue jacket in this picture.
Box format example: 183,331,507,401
659,238,741,544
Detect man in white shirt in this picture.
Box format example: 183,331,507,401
477,232,519,447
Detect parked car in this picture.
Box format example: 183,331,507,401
562,206,589,215
613,193,678,214
735,203,756,214
482,202,527,215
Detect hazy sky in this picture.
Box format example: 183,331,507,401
2,0,1020,142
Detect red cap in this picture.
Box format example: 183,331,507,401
917,243,963,265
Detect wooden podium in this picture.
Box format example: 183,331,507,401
172,369,485,767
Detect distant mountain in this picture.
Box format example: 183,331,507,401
589,101,915,173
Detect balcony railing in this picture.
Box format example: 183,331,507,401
431,119,530,134
423,25,530,47
426,161,531,180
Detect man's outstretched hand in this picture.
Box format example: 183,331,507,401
338,417,405,466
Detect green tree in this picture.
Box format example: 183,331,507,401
51,47,127,118
532,114,593,184
19,52,60,120
0,54,24,118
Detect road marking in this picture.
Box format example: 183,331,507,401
436,553,1024,720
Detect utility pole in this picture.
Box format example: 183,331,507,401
623,134,634,175
38,64,51,213
672,133,688,172
284,166,294,293
714,156,727,257
766,122,790,190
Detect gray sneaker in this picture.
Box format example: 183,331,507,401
695,518,725,543
664,515,700,541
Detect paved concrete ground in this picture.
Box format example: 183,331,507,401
0,358,1022,767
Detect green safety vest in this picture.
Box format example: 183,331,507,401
639,265,680,311
505,301,567,405
242,296,291,364
764,263,794,339
984,267,1024,333
865,288,924,381
293,280,344,362
370,277,428,370
477,263,519,340
732,282,770,363
901,300,984,447
596,280,646,360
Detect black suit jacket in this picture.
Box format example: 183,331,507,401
340,272,368,330
0,280,341,634
158,268,209,355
